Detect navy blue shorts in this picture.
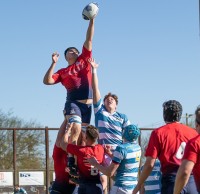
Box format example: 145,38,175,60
64,101,92,124
78,182,103,194
161,174,198,194
50,181,77,194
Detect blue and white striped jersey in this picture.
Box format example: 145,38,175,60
94,99,131,147
112,142,141,191
142,160,161,194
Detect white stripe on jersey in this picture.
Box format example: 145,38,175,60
99,133,122,142
122,180,138,186
126,150,141,159
98,120,122,133
122,172,138,177
145,185,160,190
145,175,160,181
125,163,140,169
113,151,123,160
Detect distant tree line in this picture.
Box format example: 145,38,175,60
0,109,46,170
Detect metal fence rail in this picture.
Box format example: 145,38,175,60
0,127,154,194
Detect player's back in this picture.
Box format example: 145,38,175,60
77,144,104,181
153,122,198,174
113,142,141,191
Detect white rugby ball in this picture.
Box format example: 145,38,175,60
82,2,99,20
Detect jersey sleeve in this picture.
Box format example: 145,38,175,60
112,145,126,164
122,114,131,128
67,144,81,156
52,69,62,83
183,139,198,163
81,45,92,59
145,130,160,159
94,99,103,115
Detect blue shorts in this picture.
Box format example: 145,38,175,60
161,174,198,194
78,182,103,194
64,101,92,124
50,181,77,194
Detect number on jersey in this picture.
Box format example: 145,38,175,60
91,165,98,176
175,142,186,159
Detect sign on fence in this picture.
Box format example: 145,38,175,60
19,172,44,185
0,172,13,186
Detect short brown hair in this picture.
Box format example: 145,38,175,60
86,125,99,142
103,92,118,105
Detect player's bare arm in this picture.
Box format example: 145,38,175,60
43,52,59,85
88,58,101,104
55,119,68,148
60,123,73,151
173,160,194,194
84,19,94,51
85,156,119,177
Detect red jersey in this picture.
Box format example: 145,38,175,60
183,135,200,192
52,46,92,101
67,144,104,181
145,122,198,175
52,145,69,183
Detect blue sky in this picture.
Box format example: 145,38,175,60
0,1,199,131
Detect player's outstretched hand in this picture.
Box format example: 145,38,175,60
88,58,99,69
52,52,59,63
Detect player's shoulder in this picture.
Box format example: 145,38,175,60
96,144,104,150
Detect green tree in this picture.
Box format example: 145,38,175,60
0,109,45,170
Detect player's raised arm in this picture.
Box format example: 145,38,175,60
55,119,68,148
83,19,94,51
88,58,101,104
60,123,73,151
43,52,59,85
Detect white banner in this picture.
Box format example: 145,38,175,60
19,172,44,185
0,172,13,186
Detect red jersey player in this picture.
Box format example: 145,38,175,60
132,100,198,194
174,105,200,193
61,123,104,194
50,120,77,194
43,18,96,177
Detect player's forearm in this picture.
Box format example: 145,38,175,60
93,163,111,177
173,175,188,194
56,119,68,147
92,68,101,103
84,19,94,51
173,162,192,194
132,161,154,193
43,62,56,84
60,126,71,151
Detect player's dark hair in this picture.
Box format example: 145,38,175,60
86,125,99,142
163,100,182,122
103,92,118,105
195,105,200,125
64,47,80,56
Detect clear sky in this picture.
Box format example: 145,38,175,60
1,0,200,130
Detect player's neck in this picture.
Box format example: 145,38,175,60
67,59,76,66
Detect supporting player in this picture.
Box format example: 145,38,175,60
50,119,77,194
61,123,104,194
